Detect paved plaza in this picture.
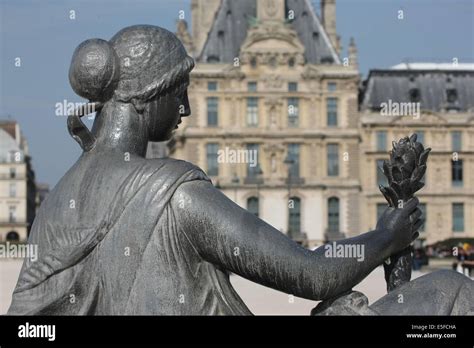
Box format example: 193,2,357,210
2,258,459,315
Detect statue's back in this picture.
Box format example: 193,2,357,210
8,154,251,315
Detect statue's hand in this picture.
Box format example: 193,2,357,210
376,197,423,254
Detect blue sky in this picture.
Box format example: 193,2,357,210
1,0,473,187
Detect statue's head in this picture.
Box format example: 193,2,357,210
68,25,194,150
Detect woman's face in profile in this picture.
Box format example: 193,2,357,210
146,76,191,141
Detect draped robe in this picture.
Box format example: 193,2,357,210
8,157,251,315
8,155,473,315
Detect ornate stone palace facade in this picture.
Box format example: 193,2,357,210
360,63,474,245
0,121,37,242
171,0,359,247
170,0,474,247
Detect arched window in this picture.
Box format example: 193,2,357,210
6,231,19,242
207,55,220,63
328,197,340,233
247,197,259,217
288,197,301,235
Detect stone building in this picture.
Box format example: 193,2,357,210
359,63,474,245
172,0,360,247
146,142,168,159
0,121,37,242
171,1,473,247
35,182,50,213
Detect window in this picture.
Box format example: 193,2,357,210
288,58,295,68
247,144,260,177
247,82,257,92
327,144,339,176
9,183,16,198
6,231,19,242
9,206,16,223
288,82,298,92
288,98,299,127
419,203,426,232
452,159,463,187
207,81,217,91
9,167,16,179
206,143,219,176
446,89,458,103
250,57,257,68
328,197,340,233
376,131,387,152
288,197,301,235
247,197,259,217
327,97,338,126
207,55,220,63
416,131,424,145
207,97,218,126
287,144,300,178
452,131,462,152
327,82,337,92
247,97,259,126
409,88,421,103
377,159,388,186
452,203,464,232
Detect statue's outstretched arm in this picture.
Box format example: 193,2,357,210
172,180,421,301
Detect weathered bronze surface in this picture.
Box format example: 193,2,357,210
8,25,473,315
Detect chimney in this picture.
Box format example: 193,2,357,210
257,0,286,22
321,0,339,53
348,37,358,70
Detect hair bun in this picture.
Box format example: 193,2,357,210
69,39,120,102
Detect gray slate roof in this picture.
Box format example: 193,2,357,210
198,0,340,64
361,69,474,112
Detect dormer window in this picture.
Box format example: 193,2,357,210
447,88,458,103
207,55,220,63
321,57,333,64
321,56,334,64
409,88,421,103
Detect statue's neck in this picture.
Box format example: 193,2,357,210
91,102,148,157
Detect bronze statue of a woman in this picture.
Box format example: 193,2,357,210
8,25,473,315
